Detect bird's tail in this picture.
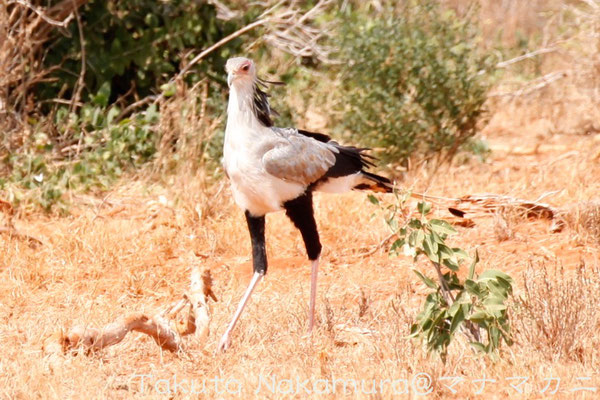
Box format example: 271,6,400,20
355,172,471,220
354,171,394,193
354,172,464,206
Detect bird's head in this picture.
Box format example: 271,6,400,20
226,57,256,89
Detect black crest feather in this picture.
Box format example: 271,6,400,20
252,77,285,127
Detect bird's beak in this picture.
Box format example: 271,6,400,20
227,73,234,88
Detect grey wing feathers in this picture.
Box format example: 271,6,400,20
262,129,337,185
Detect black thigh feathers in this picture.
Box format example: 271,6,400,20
283,191,322,261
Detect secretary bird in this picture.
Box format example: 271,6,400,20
218,57,393,351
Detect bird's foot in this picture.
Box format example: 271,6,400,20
218,332,231,352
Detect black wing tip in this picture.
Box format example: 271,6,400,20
362,170,392,184
355,171,393,193
297,129,331,143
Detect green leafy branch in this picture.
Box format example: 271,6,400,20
370,194,514,361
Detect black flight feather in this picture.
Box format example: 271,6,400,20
297,129,331,143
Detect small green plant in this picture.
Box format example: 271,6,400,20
1,84,159,211
370,194,513,360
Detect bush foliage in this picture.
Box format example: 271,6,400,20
2,84,160,210
1,0,498,210
1,0,247,210
338,1,495,164
38,0,246,106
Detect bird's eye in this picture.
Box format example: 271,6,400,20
242,64,250,71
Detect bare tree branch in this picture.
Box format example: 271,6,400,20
496,47,558,69
8,0,74,28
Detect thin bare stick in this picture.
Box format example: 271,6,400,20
8,0,74,28
68,1,85,115
117,95,157,121
489,70,569,98
496,47,557,69
433,262,455,304
356,232,395,258
177,17,266,75
154,18,269,104
433,262,480,342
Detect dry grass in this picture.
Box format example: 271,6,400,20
483,0,600,139
2,126,600,398
515,261,600,363
563,201,600,243
2,1,600,398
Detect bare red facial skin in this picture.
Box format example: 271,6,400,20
239,62,251,74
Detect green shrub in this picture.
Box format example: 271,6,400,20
37,0,246,108
1,0,258,210
338,1,495,164
370,194,513,361
1,84,159,211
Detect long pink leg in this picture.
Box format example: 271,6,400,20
308,258,319,332
218,272,263,352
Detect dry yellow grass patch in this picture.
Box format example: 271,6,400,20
1,126,600,398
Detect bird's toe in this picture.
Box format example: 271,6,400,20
218,334,231,352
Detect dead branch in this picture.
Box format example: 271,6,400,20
451,193,561,220
153,18,269,105
154,0,334,106
43,267,217,355
1,0,88,132
448,192,567,232
495,47,558,69
388,189,565,231
262,0,335,62
8,0,74,28
208,0,241,21
489,70,569,98
117,95,158,121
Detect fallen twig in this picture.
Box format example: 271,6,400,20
449,192,567,232
451,193,560,220
356,232,395,258
43,267,216,355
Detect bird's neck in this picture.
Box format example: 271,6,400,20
227,83,259,128
225,83,269,157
